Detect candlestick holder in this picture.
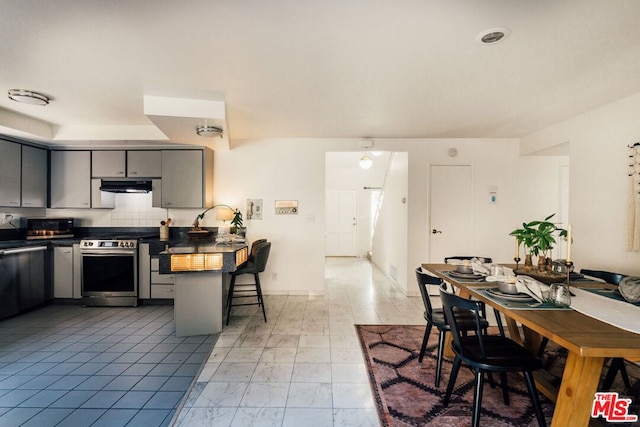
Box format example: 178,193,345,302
564,260,573,285
514,257,521,270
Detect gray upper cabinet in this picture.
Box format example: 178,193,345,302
21,145,47,208
51,151,91,208
0,141,46,208
161,149,213,208
92,151,125,177
0,140,22,207
127,150,161,177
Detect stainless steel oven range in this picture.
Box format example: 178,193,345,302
80,238,138,307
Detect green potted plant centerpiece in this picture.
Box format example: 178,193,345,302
510,213,567,272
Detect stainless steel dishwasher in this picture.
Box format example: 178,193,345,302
0,245,48,319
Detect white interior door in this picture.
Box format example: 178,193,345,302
326,189,357,256
430,165,473,263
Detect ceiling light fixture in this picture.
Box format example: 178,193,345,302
196,125,223,138
476,27,511,44
7,89,49,106
359,153,373,170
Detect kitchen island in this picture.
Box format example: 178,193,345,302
159,240,248,336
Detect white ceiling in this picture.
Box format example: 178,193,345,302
1,0,640,149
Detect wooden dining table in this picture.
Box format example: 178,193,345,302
422,263,640,427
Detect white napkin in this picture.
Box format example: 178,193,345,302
485,275,516,283
471,260,491,275
515,276,549,302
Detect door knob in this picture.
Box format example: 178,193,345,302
432,229,442,234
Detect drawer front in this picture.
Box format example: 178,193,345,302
151,284,174,299
151,258,159,270
151,272,174,284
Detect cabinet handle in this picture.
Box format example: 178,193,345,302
10,201,19,205
82,202,89,206
23,202,32,205
117,171,124,175
130,171,138,175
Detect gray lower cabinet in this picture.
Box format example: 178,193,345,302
53,244,81,299
53,246,74,298
139,243,174,300
0,245,48,320
51,151,91,208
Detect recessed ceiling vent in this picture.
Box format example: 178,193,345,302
477,27,511,44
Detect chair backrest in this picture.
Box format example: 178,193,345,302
249,239,267,260
415,267,443,318
580,269,627,285
439,284,487,357
252,241,271,273
444,256,493,264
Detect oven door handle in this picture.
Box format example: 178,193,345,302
81,250,137,256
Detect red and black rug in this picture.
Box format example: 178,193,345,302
356,324,640,427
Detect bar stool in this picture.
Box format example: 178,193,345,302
225,241,271,325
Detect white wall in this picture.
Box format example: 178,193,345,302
522,92,640,275
16,136,566,298
371,152,408,287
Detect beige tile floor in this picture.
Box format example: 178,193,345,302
174,257,426,427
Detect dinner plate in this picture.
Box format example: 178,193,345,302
486,288,536,302
448,270,484,280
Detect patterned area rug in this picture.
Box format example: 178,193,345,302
356,324,640,427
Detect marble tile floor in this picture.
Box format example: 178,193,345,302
0,304,215,427
174,257,427,427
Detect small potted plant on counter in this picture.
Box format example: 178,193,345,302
230,209,243,235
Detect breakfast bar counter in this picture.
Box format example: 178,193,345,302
159,241,248,336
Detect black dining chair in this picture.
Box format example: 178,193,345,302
225,241,271,325
444,256,493,264
440,285,547,427
415,268,490,388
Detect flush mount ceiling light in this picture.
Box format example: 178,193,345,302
7,89,49,106
476,27,511,44
196,125,223,138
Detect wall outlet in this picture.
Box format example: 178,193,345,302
271,272,278,281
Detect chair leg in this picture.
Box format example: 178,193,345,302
523,370,547,427
500,372,510,405
472,369,485,427
435,329,446,388
494,308,505,337
254,273,267,323
225,274,237,326
418,322,433,363
602,358,630,390
537,337,549,358
443,356,461,406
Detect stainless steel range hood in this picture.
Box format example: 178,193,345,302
100,179,153,193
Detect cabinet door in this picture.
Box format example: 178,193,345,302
51,151,91,208
161,150,203,208
21,145,48,208
128,150,161,177
92,151,125,177
53,246,74,298
0,140,22,207
91,179,115,208
139,243,151,299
